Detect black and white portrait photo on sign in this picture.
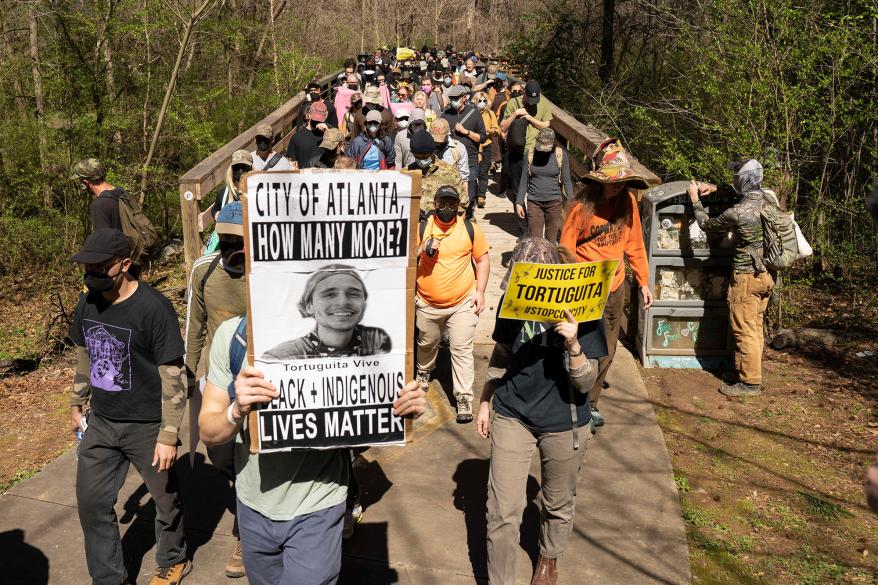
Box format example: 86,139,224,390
244,169,417,452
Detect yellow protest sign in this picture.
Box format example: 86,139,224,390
396,47,416,61
499,260,620,323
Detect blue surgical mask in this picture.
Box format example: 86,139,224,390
416,157,432,169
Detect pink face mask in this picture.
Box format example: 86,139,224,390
421,85,432,94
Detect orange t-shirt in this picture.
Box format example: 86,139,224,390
417,216,490,308
559,192,649,291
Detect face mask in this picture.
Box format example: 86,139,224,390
421,85,432,94
477,100,488,111
308,91,321,102
415,157,432,169
255,138,270,152
367,123,380,135
232,166,249,183
436,207,457,223
219,240,245,271
348,83,359,90
525,103,538,115
443,77,452,88
450,99,461,110
511,90,523,98
84,267,122,294
397,119,409,129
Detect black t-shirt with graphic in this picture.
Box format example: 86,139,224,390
491,310,608,433
70,284,185,422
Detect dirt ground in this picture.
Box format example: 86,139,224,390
642,339,878,584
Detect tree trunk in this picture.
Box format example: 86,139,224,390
28,4,50,207
1,13,28,121
599,0,615,84
140,0,217,200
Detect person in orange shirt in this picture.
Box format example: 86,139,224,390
417,185,491,423
560,138,654,428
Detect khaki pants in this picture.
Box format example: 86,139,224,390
486,414,590,585
415,295,479,401
589,285,626,406
728,271,774,385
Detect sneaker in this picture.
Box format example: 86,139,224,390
224,540,246,578
416,370,431,393
590,407,605,428
149,560,192,585
720,382,762,397
477,196,486,208
456,396,473,423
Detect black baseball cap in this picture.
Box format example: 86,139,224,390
523,79,541,106
71,228,131,264
435,185,461,201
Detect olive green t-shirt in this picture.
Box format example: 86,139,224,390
207,317,348,521
503,95,553,151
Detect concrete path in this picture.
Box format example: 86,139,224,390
0,190,690,585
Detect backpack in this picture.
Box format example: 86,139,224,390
263,152,284,170
104,190,159,264
760,197,812,271
527,147,564,173
228,315,248,399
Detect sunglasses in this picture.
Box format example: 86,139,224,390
478,99,488,104
435,201,459,210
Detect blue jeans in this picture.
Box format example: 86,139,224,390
238,500,345,585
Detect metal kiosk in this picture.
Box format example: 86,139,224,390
635,181,738,368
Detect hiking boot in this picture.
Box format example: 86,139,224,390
456,396,473,423
530,554,558,585
477,195,486,208
416,370,431,394
224,540,246,578
590,407,605,428
149,560,192,585
719,382,762,397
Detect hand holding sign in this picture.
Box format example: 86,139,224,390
234,365,279,418
392,381,426,418
552,310,580,351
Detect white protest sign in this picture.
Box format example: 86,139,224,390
243,170,419,452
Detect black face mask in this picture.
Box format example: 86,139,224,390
525,103,538,115
435,207,457,223
218,240,245,269
511,91,523,98
232,165,249,183
348,83,359,90
256,138,271,152
309,91,321,102
84,268,122,294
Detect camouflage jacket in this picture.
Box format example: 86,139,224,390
418,159,466,215
693,190,771,274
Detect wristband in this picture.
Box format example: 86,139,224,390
227,403,242,426
568,347,584,358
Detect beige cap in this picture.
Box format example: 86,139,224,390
231,149,253,167
255,123,273,138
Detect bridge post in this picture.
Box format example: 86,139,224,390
179,179,202,274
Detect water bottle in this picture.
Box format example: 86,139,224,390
75,411,89,460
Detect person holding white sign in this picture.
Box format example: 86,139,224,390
261,265,391,360
198,317,426,585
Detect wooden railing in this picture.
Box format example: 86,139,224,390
178,70,342,270
178,66,661,273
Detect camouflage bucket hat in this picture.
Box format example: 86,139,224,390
231,149,253,167
535,128,555,153
583,138,649,190
71,158,105,182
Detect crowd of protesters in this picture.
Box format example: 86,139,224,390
64,43,878,585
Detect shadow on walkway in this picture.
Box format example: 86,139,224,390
0,528,49,585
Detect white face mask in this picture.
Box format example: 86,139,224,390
477,101,488,111
367,123,380,135
397,119,409,129
415,157,432,169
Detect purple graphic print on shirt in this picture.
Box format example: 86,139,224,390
84,320,132,392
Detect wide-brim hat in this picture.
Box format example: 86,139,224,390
581,138,649,190
363,86,383,105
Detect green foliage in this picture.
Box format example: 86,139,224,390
0,0,337,271
508,0,877,277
